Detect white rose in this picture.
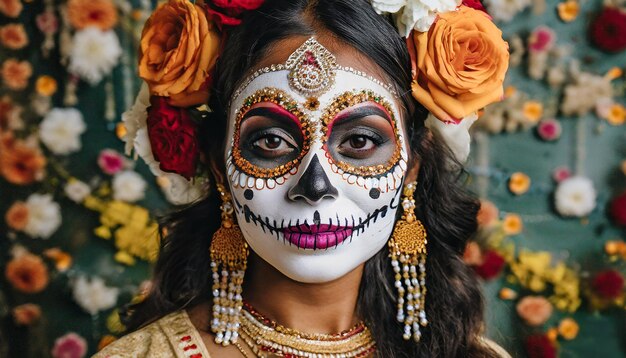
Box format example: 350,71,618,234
555,176,597,217
64,179,91,203
426,112,478,164
39,108,86,155
157,173,207,205
121,83,150,157
24,193,61,239
68,27,122,85
371,0,407,14
72,276,119,315
485,0,532,23
396,0,460,36
112,170,147,203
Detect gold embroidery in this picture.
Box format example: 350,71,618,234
92,311,211,358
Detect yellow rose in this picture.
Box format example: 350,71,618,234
138,0,220,107
409,6,509,122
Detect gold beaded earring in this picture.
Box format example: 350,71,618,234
388,181,428,342
210,183,248,346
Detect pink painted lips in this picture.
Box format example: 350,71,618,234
282,224,353,250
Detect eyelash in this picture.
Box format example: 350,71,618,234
339,128,385,147
245,128,299,156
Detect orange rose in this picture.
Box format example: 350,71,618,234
0,132,46,185
5,201,29,230
516,295,553,326
0,23,28,50
67,0,118,31
138,0,221,107
1,58,32,90
0,0,22,18
5,252,49,294
13,303,42,325
409,6,509,122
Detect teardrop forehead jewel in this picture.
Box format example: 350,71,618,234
230,37,399,101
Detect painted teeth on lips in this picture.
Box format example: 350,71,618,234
282,225,353,250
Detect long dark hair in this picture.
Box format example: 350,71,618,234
126,1,496,356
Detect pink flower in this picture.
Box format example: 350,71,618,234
36,11,59,35
51,332,87,358
516,295,553,326
477,199,499,228
528,26,556,53
97,149,125,175
537,119,562,141
552,166,571,183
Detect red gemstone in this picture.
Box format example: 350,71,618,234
183,344,197,351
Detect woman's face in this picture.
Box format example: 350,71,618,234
223,37,410,283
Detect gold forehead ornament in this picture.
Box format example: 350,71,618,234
285,37,337,97
231,37,398,102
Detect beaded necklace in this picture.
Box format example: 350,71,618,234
237,302,376,358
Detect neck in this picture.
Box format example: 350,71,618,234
243,252,364,335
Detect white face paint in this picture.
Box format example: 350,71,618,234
224,38,409,283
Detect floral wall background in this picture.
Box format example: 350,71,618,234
0,0,625,357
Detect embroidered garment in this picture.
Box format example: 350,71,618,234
93,309,511,357
93,310,211,358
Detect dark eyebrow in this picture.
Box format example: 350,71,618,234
241,105,301,128
332,104,392,127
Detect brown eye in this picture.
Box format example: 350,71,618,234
265,135,282,149
249,130,299,159
349,135,368,149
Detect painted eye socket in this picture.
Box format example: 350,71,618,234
322,92,403,177
328,116,396,168
231,89,311,179
238,108,305,170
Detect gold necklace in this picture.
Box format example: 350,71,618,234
238,302,376,358
234,339,252,358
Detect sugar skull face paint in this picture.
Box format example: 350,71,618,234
224,38,409,283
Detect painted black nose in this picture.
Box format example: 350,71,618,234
288,155,338,204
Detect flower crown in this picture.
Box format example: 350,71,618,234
122,0,509,204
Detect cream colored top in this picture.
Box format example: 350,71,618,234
93,310,511,357
93,310,211,358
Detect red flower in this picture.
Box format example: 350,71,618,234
473,249,506,280
591,269,624,299
610,192,626,226
590,7,626,53
525,334,557,358
212,0,265,11
462,0,488,14
147,97,199,179
206,0,264,27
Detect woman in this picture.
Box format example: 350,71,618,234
96,0,511,357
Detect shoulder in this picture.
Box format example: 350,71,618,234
480,337,512,358
93,310,211,358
